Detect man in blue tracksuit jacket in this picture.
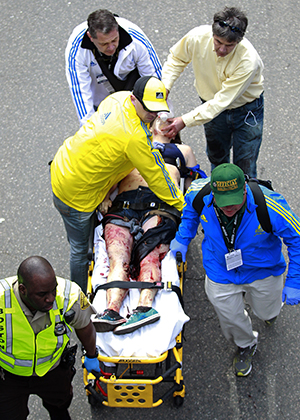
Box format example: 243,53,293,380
170,163,300,376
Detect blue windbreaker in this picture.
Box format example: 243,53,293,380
175,178,300,287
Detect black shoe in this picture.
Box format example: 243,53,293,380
265,316,277,326
233,344,257,377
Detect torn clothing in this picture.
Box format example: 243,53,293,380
131,217,176,273
103,187,177,273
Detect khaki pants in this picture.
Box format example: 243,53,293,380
205,274,283,348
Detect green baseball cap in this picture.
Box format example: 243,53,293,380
211,163,245,207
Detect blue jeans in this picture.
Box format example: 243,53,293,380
204,93,264,178
53,194,94,291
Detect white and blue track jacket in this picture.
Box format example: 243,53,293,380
176,178,300,288
65,17,162,126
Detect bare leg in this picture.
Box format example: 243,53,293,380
113,216,167,335
104,223,133,312
138,216,169,307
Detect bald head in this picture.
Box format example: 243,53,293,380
18,256,57,312
18,256,55,287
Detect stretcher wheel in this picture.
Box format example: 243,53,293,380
173,395,184,407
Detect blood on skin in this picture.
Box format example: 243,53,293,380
137,215,168,306
103,214,170,311
138,243,169,307
104,223,133,312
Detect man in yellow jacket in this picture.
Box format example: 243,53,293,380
51,76,183,291
0,256,99,420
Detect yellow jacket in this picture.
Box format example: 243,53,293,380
162,25,264,127
51,91,183,212
0,277,80,377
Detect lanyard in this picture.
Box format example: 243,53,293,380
214,206,238,252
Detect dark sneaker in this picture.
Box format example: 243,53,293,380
113,307,160,335
92,309,126,332
265,316,277,326
233,344,257,377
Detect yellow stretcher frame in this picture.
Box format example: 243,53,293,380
83,226,187,409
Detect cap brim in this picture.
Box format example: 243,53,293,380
143,100,170,112
214,190,244,208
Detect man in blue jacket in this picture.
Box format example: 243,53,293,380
170,163,300,376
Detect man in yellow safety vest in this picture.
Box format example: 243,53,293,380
0,256,100,420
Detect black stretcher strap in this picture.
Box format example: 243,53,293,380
94,281,184,308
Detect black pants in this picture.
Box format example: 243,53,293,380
0,365,75,420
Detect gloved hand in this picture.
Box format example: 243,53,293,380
187,164,207,179
84,354,100,373
282,286,300,305
170,238,188,262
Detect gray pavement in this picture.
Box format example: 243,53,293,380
1,0,300,419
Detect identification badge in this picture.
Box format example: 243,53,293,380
54,321,66,336
225,249,243,271
96,74,114,93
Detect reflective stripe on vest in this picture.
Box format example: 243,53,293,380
0,279,13,354
0,277,79,376
0,278,32,369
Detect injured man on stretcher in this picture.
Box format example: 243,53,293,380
91,116,206,340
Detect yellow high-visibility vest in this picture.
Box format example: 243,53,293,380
0,277,80,377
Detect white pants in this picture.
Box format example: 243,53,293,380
205,274,284,348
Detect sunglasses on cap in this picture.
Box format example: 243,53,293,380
218,21,244,34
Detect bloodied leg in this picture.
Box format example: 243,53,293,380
138,215,169,307
104,223,133,312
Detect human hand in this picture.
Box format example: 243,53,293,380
170,238,188,262
84,355,100,373
282,286,300,305
98,198,112,215
152,141,165,152
161,117,185,139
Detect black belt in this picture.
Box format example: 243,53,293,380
109,201,181,219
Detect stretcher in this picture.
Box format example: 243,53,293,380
82,219,189,408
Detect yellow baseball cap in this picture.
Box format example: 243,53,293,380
133,76,169,112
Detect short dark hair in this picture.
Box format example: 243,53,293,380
212,7,248,43
87,9,119,38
